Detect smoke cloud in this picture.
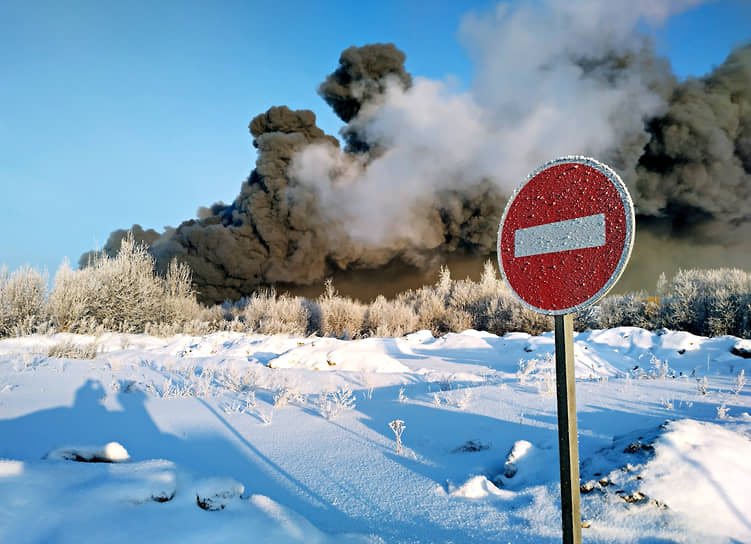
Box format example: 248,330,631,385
318,42,413,152
88,1,751,304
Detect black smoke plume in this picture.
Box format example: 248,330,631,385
87,31,751,305
318,42,412,152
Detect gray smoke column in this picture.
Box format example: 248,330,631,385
635,44,751,242
88,1,751,304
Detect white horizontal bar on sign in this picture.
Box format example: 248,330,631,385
514,213,606,258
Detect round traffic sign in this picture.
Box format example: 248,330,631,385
497,156,634,315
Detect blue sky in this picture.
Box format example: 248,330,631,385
1,0,750,277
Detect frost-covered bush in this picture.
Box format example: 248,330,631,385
658,268,751,337
163,258,203,325
364,295,419,337
401,264,495,335
45,259,91,333
47,340,99,360
3,244,750,339
577,291,656,331
47,233,200,334
505,305,553,337
573,269,751,337
399,261,552,337
316,385,356,419
241,289,309,336
388,419,406,455
0,265,48,337
317,280,366,338
404,286,448,336
448,262,504,331
217,365,260,393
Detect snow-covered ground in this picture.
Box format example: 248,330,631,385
1,327,749,543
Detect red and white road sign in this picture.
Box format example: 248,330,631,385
497,156,634,315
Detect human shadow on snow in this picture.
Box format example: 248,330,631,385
0,378,363,535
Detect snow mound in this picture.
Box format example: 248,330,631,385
46,442,130,463
641,419,751,542
731,339,751,358
0,459,24,477
503,439,534,478
195,477,245,511
95,460,177,504
0,456,375,543
268,337,410,372
495,440,556,489
403,330,434,343
448,475,514,499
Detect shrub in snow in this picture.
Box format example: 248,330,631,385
733,369,746,397
217,365,260,393
397,261,547,336
696,376,708,396
47,340,99,360
162,257,203,325
241,289,309,336
450,262,511,333
388,419,406,455
648,355,671,379
406,287,448,336
8,248,751,338
397,387,407,403
507,306,554,336
572,268,751,337
222,391,256,415
451,440,491,453
436,373,455,391
360,371,375,400
517,358,538,385
364,295,419,337
160,376,196,399
536,368,555,397
47,233,201,334
188,367,215,398
317,279,366,339
317,385,356,419
452,387,473,410
577,291,656,331
272,377,305,407
256,407,274,424
0,265,47,337
659,268,751,337
50,236,163,332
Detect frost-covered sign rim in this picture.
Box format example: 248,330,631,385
497,156,635,315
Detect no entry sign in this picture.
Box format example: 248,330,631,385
497,156,635,543
498,156,634,315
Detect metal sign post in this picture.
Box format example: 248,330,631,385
497,156,634,544
554,313,580,544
